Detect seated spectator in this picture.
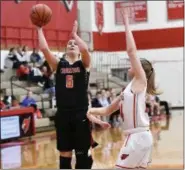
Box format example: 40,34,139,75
4,47,19,69
22,45,30,62
40,60,52,76
1,89,16,107
11,98,21,108
29,66,44,85
15,46,28,65
30,48,42,64
92,91,102,108
41,66,55,96
30,104,42,119
21,90,36,107
99,89,110,107
16,64,30,81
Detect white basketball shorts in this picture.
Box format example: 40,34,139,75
115,130,153,169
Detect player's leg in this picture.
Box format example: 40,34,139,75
59,151,73,169
74,114,93,169
137,131,153,168
115,134,139,169
55,114,73,169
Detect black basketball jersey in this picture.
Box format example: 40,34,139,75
55,58,89,111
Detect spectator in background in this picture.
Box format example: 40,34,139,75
30,104,42,119
5,47,19,69
29,65,44,85
99,89,110,107
11,98,20,108
1,89,16,107
40,60,52,76
155,96,170,116
16,46,28,65
99,89,110,122
109,90,120,127
21,90,36,107
22,45,30,62
16,64,30,81
30,48,42,64
41,66,55,97
146,94,152,117
91,91,102,108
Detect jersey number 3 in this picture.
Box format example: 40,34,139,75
66,75,74,88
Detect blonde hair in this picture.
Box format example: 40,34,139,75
140,58,161,95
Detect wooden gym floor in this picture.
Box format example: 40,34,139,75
0,110,183,169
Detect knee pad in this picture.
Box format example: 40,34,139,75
75,149,93,169
59,156,72,169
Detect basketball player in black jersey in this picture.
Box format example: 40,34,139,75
36,21,110,169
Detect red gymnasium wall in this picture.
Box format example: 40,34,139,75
93,27,184,51
1,0,77,49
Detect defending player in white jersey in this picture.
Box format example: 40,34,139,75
87,8,160,169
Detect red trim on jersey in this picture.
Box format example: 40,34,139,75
120,102,124,121
124,134,131,147
115,165,146,169
133,94,136,128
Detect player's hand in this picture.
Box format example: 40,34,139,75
120,8,129,25
100,122,111,129
71,20,78,38
70,20,88,52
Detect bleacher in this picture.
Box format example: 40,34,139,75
0,66,125,132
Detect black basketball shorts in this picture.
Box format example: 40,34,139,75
54,110,92,152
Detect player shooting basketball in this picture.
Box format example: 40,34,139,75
32,5,110,168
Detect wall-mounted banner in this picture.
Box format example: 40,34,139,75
95,1,104,34
167,0,184,20
115,1,147,25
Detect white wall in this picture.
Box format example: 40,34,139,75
77,1,94,50
77,1,184,32
91,1,184,32
91,47,183,107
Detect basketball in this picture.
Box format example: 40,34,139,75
30,4,52,27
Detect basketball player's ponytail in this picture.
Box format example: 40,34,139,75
140,59,162,95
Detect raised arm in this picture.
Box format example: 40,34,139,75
71,21,91,70
37,27,59,71
122,9,146,83
87,95,121,116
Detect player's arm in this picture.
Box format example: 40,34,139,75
88,96,121,116
71,21,91,70
121,9,146,84
87,114,111,129
37,27,59,71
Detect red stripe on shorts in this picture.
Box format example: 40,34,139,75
124,134,131,147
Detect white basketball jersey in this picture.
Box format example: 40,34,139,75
120,81,150,132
